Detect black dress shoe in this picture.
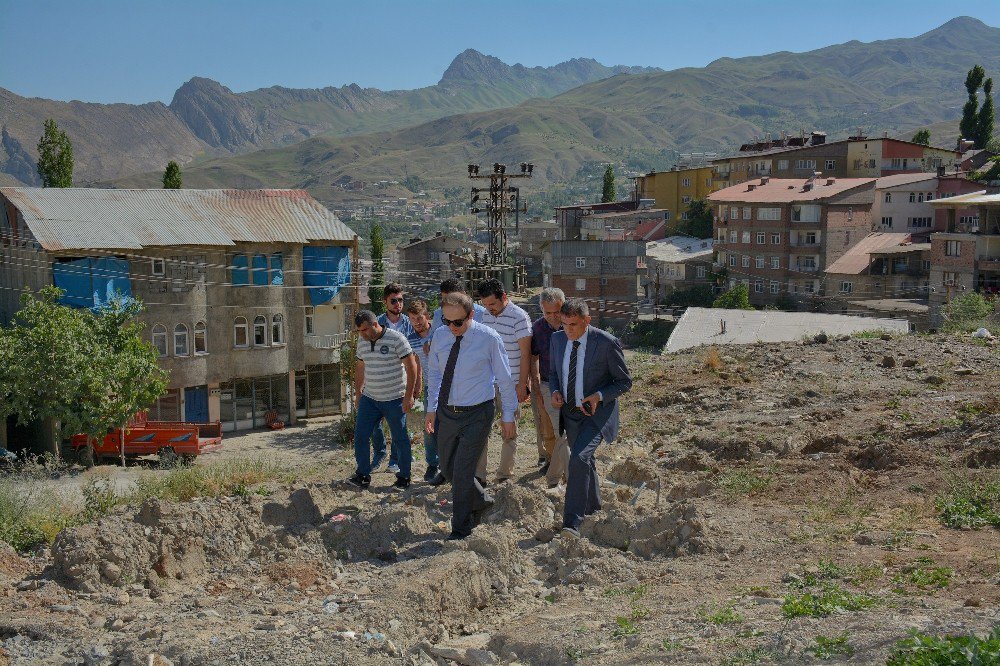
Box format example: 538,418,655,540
539,461,550,476
346,472,371,489
446,532,467,541
428,472,447,487
392,475,411,490
537,456,547,467
470,497,495,527
423,465,439,482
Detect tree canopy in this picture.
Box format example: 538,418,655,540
36,119,74,188
911,129,931,146
162,160,182,189
712,283,754,310
684,198,714,239
960,65,995,149
601,164,616,203
368,223,386,315
0,287,168,455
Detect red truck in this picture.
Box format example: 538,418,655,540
71,412,223,467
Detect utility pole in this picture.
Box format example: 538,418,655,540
465,162,532,292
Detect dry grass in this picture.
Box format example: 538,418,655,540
703,346,724,372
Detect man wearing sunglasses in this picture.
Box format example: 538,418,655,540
372,283,414,475
429,278,487,336
426,292,518,540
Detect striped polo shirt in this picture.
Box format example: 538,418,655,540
481,301,532,383
357,327,412,401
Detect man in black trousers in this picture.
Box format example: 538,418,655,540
549,298,632,537
425,292,519,540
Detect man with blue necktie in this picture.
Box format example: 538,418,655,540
549,298,632,537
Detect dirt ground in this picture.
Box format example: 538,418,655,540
1,333,998,665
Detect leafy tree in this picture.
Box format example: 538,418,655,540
712,283,754,310
35,119,74,188
960,66,986,142
942,292,995,333
663,284,715,308
402,175,425,194
911,129,931,146
368,223,386,315
976,78,995,150
0,287,168,456
162,161,182,189
601,164,616,203
684,198,714,238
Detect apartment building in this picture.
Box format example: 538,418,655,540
928,189,1000,324
515,218,559,287
554,201,637,241
824,233,929,299
547,239,645,327
577,207,671,242
643,236,716,302
635,166,717,223
708,175,876,306
0,187,358,431
396,232,480,293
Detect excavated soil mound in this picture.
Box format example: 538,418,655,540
582,500,714,559
607,459,659,486
801,433,850,454
51,490,327,591
0,542,25,579
486,483,555,531
325,503,436,562
535,534,636,586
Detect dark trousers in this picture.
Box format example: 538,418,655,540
562,409,603,530
437,400,495,538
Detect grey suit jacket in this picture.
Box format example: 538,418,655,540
549,326,632,443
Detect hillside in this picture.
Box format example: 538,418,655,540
114,16,1000,202
0,51,655,185
2,333,998,663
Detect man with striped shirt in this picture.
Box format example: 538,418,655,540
347,310,419,490
477,278,532,482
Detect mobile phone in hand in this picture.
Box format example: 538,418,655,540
581,400,594,416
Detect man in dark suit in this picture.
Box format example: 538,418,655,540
549,298,632,536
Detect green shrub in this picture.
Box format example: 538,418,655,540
887,626,1000,665
935,478,1000,529
941,292,996,333
782,583,876,618
807,632,854,660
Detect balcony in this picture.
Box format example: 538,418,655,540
306,333,348,350
979,256,1000,273
794,263,820,273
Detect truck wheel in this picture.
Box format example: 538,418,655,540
77,444,96,469
159,446,178,468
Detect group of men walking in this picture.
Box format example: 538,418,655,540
347,278,632,541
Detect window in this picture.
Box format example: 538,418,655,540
908,192,916,203
252,254,268,286
891,158,909,170
706,178,712,187
575,278,586,291
681,195,691,204
756,232,765,244
600,256,610,265
926,192,933,201
777,160,789,170
742,255,750,268
884,192,892,203
771,256,780,269
742,207,751,220
943,271,957,285
728,254,736,267
151,258,165,276
754,280,763,293
575,257,586,268
840,281,853,294
945,240,961,257
882,216,893,228
798,256,817,270
696,266,706,278
755,256,765,268
795,159,816,170
194,321,207,354
757,208,781,221
803,281,816,294
921,260,931,271
151,324,167,357
730,206,738,219
825,159,836,170
173,324,189,357
270,253,284,285
742,231,751,244
729,230,738,243
253,316,267,346
600,277,608,286
959,215,980,230
791,205,820,222
231,254,249,285
305,307,315,335
771,233,781,244
271,314,285,345
769,281,779,294
804,232,817,245
681,211,689,220
234,317,249,348
718,229,726,242
682,178,691,187
908,217,932,228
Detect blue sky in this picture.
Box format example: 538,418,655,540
2,1,999,104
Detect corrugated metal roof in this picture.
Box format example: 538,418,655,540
646,236,715,263
929,190,997,207
665,307,909,353
825,232,913,275
708,178,875,203
875,173,938,189
0,187,356,251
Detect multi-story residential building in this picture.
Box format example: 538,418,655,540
871,173,983,237
515,218,560,287
578,207,671,242
708,175,876,306
928,189,1000,324
635,166,717,223
395,232,480,293
643,236,716,302
0,187,358,431
824,233,929,299
555,201,637,241
547,240,645,327
934,174,985,232
713,133,961,190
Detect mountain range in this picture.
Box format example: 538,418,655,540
0,51,656,185
106,16,1000,204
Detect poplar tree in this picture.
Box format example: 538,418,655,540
976,78,995,150
601,164,616,203
36,119,74,188
162,161,182,189
368,223,386,315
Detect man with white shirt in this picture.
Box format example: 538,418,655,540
426,292,518,540
476,278,532,482
549,299,632,536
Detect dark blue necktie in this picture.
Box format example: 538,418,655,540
567,340,580,407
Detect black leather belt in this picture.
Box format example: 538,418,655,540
442,399,492,413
